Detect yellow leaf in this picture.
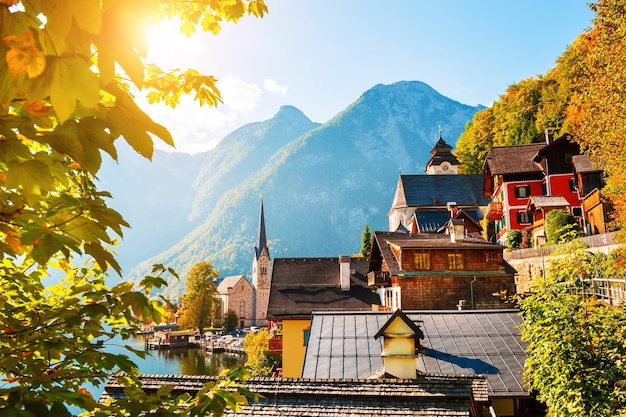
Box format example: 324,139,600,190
6,230,23,255
2,32,46,79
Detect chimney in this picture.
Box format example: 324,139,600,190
447,201,458,217
339,255,351,291
449,219,465,242
545,128,555,144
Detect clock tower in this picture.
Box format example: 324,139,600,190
252,198,271,326
424,127,460,175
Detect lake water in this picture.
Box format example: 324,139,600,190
89,334,247,400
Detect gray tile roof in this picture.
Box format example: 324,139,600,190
267,257,380,319
527,195,570,208
102,374,489,416
396,175,491,208
216,275,248,294
302,310,528,398
572,155,605,173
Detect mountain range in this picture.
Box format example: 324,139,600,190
98,81,484,296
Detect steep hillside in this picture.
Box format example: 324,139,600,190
127,81,483,296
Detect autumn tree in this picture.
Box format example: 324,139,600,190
565,0,626,234
243,328,280,376
179,261,219,335
0,0,266,415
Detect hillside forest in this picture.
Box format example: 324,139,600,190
454,0,626,234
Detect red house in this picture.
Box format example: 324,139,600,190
483,131,583,245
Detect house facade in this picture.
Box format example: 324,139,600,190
368,228,517,311
572,155,613,235
483,131,583,245
215,275,255,328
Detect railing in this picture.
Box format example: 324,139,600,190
486,201,503,221
367,271,391,287
268,334,282,354
581,278,626,306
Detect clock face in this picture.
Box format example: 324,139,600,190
260,256,266,262
441,164,449,171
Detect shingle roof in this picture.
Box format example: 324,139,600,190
302,310,528,398
572,155,605,173
483,144,545,176
372,231,507,277
267,257,380,319
101,374,489,416
527,195,570,208
395,175,491,208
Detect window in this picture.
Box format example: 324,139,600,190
569,178,577,192
260,266,267,275
413,253,430,270
485,252,501,263
303,327,310,346
515,185,531,198
572,207,583,217
517,211,533,224
565,153,572,164
448,253,463,270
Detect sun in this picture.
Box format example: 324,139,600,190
145,19,207,70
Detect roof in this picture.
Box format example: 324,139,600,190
254,199,269,260
572,154,605,173
483,144,545,176
216,275,249,294
267,257,380,319
372,231,508,277
393,175,491,209
302,310,528,398
101,374,489,416
527,195,570,209
411,208,483,233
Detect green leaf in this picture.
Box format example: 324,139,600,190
84,242,122,275
48,56,100,123
5,159,54,206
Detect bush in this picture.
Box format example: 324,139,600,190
545,209,580,244
222,310,238,333
506,229,523,250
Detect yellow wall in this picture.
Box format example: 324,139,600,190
281,318,311,377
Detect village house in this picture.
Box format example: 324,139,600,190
483,130,584,246
572,154,614,235
266,256,380,377
302,309,539,417
368,228,517,311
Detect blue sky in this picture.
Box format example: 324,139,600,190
144,1,594,154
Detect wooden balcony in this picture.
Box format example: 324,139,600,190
368,271,391,287
486,201,504,221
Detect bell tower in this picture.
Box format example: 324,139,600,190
252,198,271,326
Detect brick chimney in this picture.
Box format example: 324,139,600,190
339,255,351,291
449,219,465,243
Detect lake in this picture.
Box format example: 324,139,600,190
89,334,247,400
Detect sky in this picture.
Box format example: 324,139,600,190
142,0,595,154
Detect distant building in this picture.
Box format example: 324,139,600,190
388,135,490,233
214,199,272,328
572,155,613,235
483,130,584,246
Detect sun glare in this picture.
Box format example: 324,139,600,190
146,19,206,70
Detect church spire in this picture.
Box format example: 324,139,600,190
254,197,269,260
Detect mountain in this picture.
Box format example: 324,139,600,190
122,81,483,296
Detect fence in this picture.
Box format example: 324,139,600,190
579,277,626,307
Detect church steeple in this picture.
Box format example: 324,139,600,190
254,198,269,260
252,197,271,326
425,128,460,175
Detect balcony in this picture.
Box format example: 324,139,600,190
486,201,504,221
367,271,391,287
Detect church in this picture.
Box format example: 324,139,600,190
214,200,271,328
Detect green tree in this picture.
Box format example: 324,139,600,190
179,261,219,335
519,243,626,417
243,329,280,376
360,224,372,257
222,310,238,333
545,209,580,245
0,0,266,415
505,229,522,250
